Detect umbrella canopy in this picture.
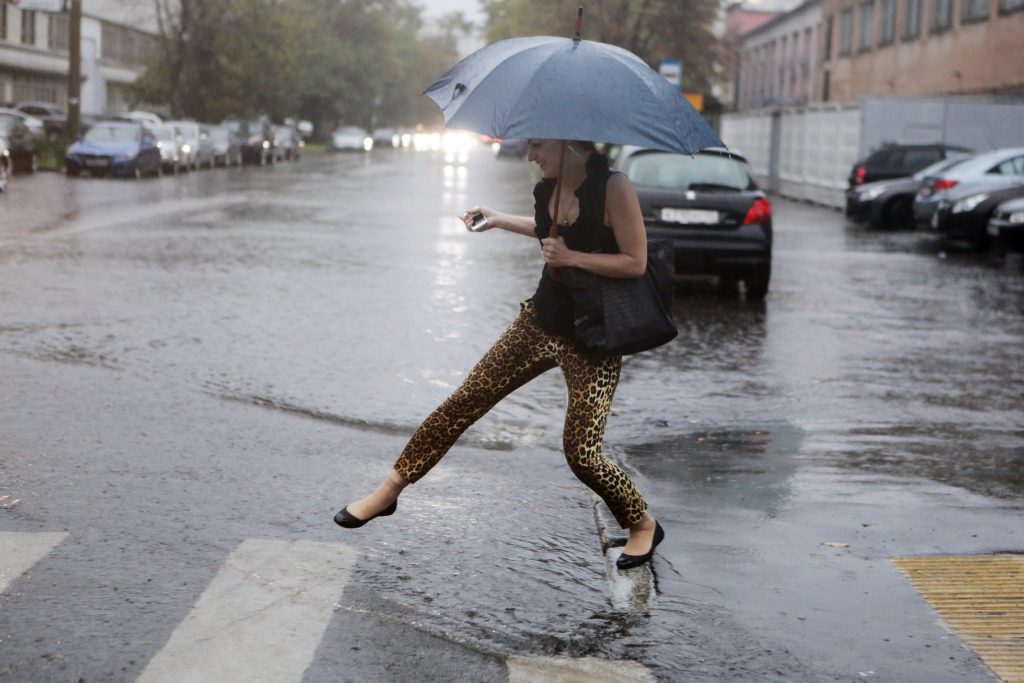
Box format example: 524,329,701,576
425,35,723,155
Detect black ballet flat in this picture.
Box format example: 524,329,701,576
616,520,665,570
333,500,398,529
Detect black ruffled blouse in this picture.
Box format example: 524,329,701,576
530,153,620,336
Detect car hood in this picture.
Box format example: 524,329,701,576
995,196,1024,212
68,140,139,155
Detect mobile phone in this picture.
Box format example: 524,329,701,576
469,212,490,232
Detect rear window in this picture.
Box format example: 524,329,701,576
900,148,943,170
624,152,754,191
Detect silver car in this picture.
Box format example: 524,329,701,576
150,124,186,173
913,147,1024,228
166,120,215,170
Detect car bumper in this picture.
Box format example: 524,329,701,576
913,197,941,228
931,208,988,242
645,223,771,277
988,217,1024,251
845,192,874,222
66,155,138,176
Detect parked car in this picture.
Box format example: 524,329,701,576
987,196,1024,253
166,120,215,170
371,127,400,148
331,126,372,152
149,123,186,173
0,138,10,193
208,125,243,167
272,125,300,161
913,146,1024,228
848,143,971,188
64,121,161,178
612,145,772,299
929,176,1024,246
0,110,39,173
226,117,275,165
0,106,44,139
845,154,972,229
14,101,67,139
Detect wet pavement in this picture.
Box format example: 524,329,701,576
1,146,1022,682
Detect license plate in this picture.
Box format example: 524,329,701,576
661,208,718,224
86,158,109,167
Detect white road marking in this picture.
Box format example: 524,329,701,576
507,655,656,682
136,538,356,683
0,531,67,592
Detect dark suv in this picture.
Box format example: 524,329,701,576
848,144,971,188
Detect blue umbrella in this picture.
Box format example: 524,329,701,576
424,35,724,155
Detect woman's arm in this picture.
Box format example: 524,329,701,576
461,207,537,237
540,174,648,278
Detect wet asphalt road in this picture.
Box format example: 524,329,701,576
1,146,1022,682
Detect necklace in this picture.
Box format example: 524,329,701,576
555,192,579,227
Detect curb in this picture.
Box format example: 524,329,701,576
589,493,655,614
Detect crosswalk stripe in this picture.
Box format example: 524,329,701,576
506,655,655,682
136,539,356,683
0,531,67,593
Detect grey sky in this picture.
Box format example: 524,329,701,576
416,0,485,23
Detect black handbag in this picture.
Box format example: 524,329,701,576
560,239,678,357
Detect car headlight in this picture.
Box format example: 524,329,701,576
362,137,373,151
1009,210,1024,224
859,186,885,201
181,144,192,153
952,194,988,214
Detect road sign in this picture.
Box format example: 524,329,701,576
684,93,704,112
659,60,682,88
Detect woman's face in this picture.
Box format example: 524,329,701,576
526,139,562,178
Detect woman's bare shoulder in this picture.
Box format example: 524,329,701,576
606,171,637,204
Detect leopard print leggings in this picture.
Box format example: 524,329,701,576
393,300,648,528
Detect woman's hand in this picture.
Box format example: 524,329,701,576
541,237,576,268
460,206,496,232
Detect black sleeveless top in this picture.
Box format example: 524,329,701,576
531,153,620,336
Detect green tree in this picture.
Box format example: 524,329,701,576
482,0,718,92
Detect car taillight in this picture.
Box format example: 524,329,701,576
743,198,772,225
855,166,866,185
931,178,959,192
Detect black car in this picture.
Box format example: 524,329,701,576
987,197,1024,252
613,146,772,299
930,177,1024,246
0,111,38,173
225,117,275,165
848,143,970,188
846,154,971,229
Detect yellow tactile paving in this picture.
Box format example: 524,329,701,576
892,554,1024,683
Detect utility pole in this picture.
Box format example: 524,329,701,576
67,0,81,139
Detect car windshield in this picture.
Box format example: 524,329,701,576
84,126,139,144
150,126,176,141
913,156,969,180
0,115,16,135
209,128,227,141
337,127,365,136
624,152,753,191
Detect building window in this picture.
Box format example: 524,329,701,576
904,0,923,35
931,0,953,29
1001,0,1024,13
860,0,875,50
962,0,990,19
839,8,854,55
880,0,898,43
824,15,834,59
21,9,36,45
101,20,156,66
48,12,68,51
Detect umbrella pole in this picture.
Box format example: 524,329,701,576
549,140,569,241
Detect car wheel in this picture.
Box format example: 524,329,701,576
883,198,913,230
745,263,771,300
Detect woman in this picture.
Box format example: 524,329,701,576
336,139,664,569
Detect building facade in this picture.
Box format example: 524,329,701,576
716,2,783,109
0,0,160,115
820,0,1024,100
737,0,825,110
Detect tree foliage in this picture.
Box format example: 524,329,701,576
133,0,460,133
482,0,719,92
